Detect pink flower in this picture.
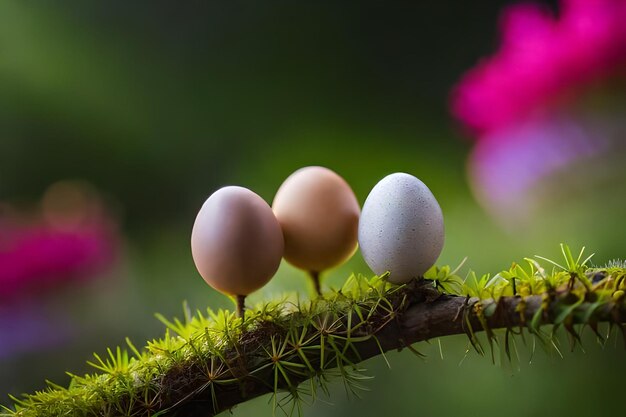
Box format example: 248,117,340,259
0,222,117,298
450,0,626,228
0,182,120,359
451,0,626,135
0,182,119,299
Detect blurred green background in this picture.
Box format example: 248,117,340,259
1,1,625,416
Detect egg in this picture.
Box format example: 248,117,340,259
358,173,444,284
272,166,360,275
191,186,284,297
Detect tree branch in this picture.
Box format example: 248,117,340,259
7,277,625,417
173,284,626,417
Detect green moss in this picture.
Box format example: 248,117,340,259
3,245,625,417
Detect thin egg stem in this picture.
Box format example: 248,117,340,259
236,294,246,319
308,270,322,296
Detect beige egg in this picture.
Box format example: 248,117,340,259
191,186,284,296
272,166,360,273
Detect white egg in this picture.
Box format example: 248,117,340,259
358,173,444,284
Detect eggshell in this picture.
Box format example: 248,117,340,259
191,186,284,296
272,166,360,272
358,173,444,284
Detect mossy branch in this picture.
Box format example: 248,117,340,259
146,285,626,417
4,247,626,417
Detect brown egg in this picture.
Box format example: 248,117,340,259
191,186,284,297
272,166,360,274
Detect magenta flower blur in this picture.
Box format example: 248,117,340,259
0,222,117,298
452,0,626,135
451,0,626,228
0,180,119,299
0,182,119,358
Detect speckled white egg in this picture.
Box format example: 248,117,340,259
358,173,444,284
191,186,284,296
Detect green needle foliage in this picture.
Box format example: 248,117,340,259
3,244,626,417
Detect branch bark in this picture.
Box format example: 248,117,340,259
169,288,626,417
